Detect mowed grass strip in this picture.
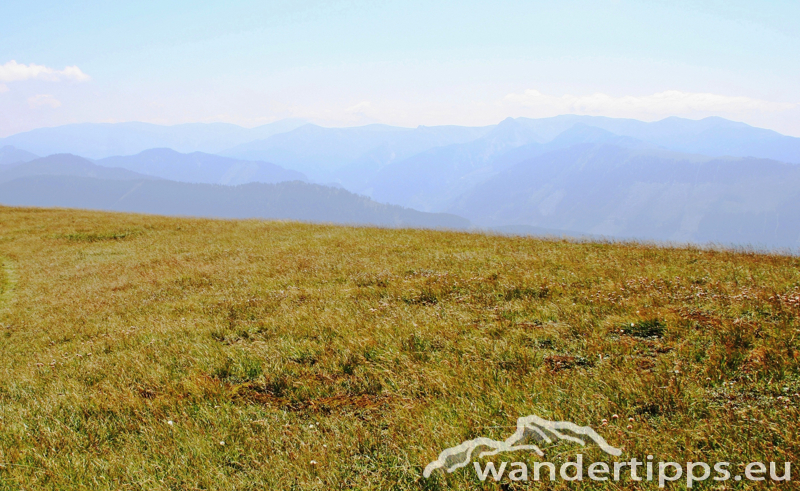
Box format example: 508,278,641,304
0,205,798,490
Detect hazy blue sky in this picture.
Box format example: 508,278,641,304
1,0,798,137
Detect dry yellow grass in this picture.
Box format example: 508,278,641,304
1,205,798,490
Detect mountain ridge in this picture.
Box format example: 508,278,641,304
97,148,306,185
0,175,469,229
0,146,39,166
0,119,308,158
448,143,800,247
0,154,158,184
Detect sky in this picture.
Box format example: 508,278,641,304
1,0,799,137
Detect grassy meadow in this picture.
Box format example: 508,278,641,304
1,205,799,490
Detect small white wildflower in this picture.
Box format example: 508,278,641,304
167,420,174,426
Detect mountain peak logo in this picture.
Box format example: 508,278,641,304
423,414,622,478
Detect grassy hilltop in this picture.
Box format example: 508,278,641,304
0,206,799,490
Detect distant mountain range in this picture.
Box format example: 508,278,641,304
0,158,467,229
449,144,800,248
511,115,800,164
0,145,39,166
2,115,799,248
6,114,796,187
0,154,157,183
365,121,655,212
0,119,308,158
220,123,494,184
97,148,306,185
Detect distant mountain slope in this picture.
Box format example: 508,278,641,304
448,144,800,248
0,119,307,158
515,115,800,164
366,122,656,211
0,154,157,184
97,148,306,185
221,123,494,182
0,176,469,229
0,146,39,166
366,118,543,210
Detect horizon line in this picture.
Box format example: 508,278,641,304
1,113,789,139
